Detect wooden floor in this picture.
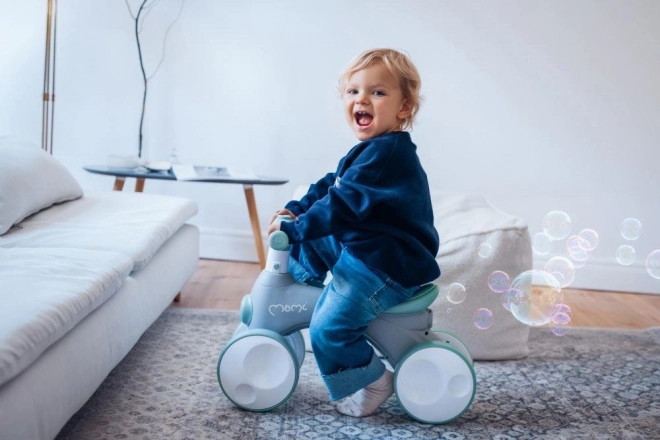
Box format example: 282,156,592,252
173,259,660,330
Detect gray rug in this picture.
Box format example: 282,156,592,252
57,308,660,440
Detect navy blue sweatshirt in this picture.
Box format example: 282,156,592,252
281,131,440,288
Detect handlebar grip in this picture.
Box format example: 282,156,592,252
269,231,290,251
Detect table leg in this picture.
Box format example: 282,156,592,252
135,177,146,193
243,184,266,268
113,177,126,191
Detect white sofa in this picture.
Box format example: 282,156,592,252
0,144,200,440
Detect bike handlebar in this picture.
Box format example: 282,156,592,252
269,215,292,251
269,231,290,251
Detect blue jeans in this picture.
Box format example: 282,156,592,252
289,235,418,401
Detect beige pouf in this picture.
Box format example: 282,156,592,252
431,191,532,360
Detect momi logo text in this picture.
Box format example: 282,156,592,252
268,303,309,316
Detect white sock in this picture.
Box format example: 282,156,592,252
336,369,393,417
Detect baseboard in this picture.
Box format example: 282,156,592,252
197,228,660,294
198,226,263,263
534,255,660,295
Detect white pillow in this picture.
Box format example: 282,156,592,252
0,139,83,235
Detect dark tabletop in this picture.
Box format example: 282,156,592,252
83,165,288,186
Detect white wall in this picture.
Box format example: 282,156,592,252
2,0,659,294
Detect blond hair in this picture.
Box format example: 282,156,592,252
338,48,422,131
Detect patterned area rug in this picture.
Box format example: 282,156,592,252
57,308,660,440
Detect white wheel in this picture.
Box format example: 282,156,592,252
394,342,476,424
218,329,299,411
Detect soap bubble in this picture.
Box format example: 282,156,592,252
473,308,494,330
577,229,599,251
646,250,660,279
446,307,452,314
567,235,592,262
567,235,587,254
621,218,642,241
571,259,588,269
615,245,635,266
501,288,522,311
551,322,571,336
444,283,467,304
551,303,572,318
544,256,576,288
532,232,553,256
542,211,572,241
552,312,571,326
488,271,510,293
478,243,493,258
508,270,563,327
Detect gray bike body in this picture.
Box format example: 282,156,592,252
218,229,476,424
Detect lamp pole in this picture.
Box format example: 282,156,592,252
42,0,57,155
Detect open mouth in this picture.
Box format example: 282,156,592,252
355,111,373,127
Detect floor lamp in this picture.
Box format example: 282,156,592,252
42,0,57,155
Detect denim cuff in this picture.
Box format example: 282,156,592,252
321,353,385,401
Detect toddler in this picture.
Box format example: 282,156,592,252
267,48,440,417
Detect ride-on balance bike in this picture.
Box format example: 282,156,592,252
217,220,476,424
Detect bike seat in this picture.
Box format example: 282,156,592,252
384,283,439,314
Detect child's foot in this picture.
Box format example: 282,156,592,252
336,369,393,417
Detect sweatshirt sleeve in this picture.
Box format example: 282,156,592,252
284,172,335,216
281,138,399,243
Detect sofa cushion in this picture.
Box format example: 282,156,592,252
431,191,532,360
0,192,198,271
0,140,83,235
0,247,134,387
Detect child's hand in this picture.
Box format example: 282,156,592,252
267,209,297,236
268,209,297,226
267,221,281,236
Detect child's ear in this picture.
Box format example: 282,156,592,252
398,99,412,120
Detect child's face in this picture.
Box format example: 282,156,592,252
342,63,410,141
